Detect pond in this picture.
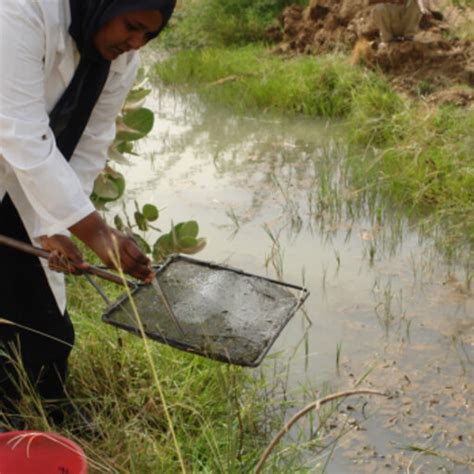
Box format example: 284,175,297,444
111,77,473,472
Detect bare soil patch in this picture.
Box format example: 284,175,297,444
268,0,474,105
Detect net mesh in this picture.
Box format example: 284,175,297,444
103,257,307,366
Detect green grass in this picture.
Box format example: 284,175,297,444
2,274,278,473
154,46,380,118
349,102,474,246
161,0,306,49
67,271,281,473
153,45,474,251
2,269,354,472
2,257,332,473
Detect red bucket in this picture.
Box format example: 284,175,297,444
0,431,87,474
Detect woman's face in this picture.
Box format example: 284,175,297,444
94,10,163,61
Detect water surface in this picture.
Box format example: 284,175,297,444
112,78,473,473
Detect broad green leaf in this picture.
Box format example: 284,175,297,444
123,88,151,110
116,108,154,141
179,220,199,238
132,233,151,254
93,175,121,200
117,141,136,155
92,171,125,203
153,234,173,261
134,211,148,231
156,233,173,251
173,222,184,236
111,173,126,199
114,215,124,231
124,107,154,134
117,178,126,196
178,236,198,248
180,238,207,255
115,118,140,134
142,204,159,222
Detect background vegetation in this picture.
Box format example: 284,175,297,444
4,0,472,472
163,0,306,48
75,0,472,469
158,0,473,254
154,45,474,251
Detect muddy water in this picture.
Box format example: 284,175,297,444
112,84,473,472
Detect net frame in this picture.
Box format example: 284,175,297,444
102,255,309,367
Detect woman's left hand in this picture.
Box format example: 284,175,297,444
39,234,90,275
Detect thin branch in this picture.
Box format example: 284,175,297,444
254,388,387,474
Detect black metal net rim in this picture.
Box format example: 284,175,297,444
101,254,310,367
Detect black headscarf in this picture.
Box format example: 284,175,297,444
49,0,176,161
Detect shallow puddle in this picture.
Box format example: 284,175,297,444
110,70,473,472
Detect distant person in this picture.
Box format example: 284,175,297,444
372,0,432,44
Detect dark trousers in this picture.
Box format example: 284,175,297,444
0,195,75,415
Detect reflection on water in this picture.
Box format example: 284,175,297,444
112,83,473,472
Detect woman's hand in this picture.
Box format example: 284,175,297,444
39,235,89,275
69,211,154,283
100,228,154,283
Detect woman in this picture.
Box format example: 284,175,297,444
0,0,176,430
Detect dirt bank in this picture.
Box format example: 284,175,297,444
269,0,474,105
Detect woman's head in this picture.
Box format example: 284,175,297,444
94,10,163,61
69,0,176,61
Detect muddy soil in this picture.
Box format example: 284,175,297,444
268,0,474,105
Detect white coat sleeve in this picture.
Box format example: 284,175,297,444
69,54,139,197
0,2,94,238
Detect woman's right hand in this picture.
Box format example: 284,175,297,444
105,228,155,283
69,211,154,283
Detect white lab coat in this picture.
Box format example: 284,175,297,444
0,0,139,311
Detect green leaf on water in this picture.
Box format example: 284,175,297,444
92,172,125,201
114,215,124,231
153,233,173,261
172,222,184,237
93,176,119,200
116,108,154,142
113,174,126,199
132,233,151,254
142,204,159,222
178,220,199,238
178,236,198,248
134,211,148,232
123,88,151,110
180,237,207,254
117,141,136,155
